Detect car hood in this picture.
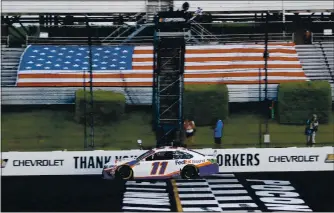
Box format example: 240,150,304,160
104,157,138,167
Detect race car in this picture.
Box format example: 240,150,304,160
102,146,219,180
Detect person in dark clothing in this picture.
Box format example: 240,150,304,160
305,114,319,147
213,118,224,148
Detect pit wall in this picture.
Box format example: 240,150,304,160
2,147,333,176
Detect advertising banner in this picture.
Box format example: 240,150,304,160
199,147,334,172
1,147,333,176
1,150,145,176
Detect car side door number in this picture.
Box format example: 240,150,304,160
150,161,168,175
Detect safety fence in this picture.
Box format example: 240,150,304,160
26,33,294,45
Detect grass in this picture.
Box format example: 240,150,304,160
1,109,334,152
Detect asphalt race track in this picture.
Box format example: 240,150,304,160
2,171,334,212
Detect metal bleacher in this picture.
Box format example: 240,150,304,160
1,46,24,87
295,44,333,82
296,41,334,99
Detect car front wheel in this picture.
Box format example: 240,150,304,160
115,165,134,180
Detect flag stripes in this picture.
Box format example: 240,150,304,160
17,43,307,87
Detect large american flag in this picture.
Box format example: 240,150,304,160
17,43,308,87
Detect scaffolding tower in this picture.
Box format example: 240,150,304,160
153,11,191,147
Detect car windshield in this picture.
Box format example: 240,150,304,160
136,150,155,161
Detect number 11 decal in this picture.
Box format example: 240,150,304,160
150,161,168,175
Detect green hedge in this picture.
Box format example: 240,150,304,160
277,81,332,124
184,84,229,126
75,90,126,125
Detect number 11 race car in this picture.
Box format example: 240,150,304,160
102,146,219,180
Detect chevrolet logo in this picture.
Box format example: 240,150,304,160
325,154,334,163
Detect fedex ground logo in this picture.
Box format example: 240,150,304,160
175,159,206,165
175,160,191,165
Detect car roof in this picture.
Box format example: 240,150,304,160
152,146,189,152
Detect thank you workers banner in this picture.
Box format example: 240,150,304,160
1,147,333,176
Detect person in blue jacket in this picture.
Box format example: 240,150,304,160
213,118,224,147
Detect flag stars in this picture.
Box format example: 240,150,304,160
23,46,132,71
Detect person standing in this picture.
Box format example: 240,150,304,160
213,118,224,148
184,118,196,147
305,114,319,147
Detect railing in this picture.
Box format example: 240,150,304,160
26,35,154,45
312,33,334,43
318,42,334,82
1,36,9,47
189,33,294,44
26,33,294,45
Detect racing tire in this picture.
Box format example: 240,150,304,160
115,165,134,181
181,165,199,179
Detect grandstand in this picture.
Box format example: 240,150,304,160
1,0,334,105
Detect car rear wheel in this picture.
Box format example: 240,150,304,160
181,165,198,179
115,165,134,180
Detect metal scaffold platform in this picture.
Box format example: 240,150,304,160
153,10,191,147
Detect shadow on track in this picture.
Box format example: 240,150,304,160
2,175,124,212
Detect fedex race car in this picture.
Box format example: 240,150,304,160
102,146,219,180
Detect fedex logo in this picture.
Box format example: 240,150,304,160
175,160,191,165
